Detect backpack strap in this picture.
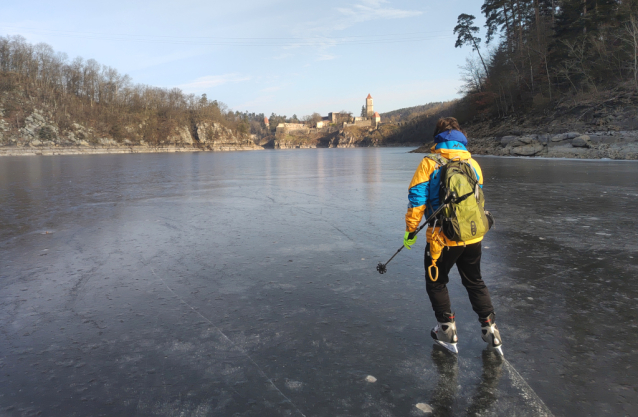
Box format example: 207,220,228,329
424,153,448,168
422,154,448,223
455,190,477,203
453,160,481,202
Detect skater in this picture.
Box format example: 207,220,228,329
403,117,502,354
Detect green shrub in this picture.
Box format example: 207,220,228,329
38,126,56,140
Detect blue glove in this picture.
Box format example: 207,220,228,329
404,231,417,249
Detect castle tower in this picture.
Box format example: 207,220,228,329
366,94,374,118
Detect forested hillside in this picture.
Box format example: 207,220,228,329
0,35,268,149
394,0,638,142
380,102,448,122
457,0,638,125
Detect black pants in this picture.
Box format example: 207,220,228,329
425,241,494,321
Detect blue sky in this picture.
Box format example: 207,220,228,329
1,0,486,117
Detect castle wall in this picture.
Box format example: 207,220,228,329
345,119,373,127
276,123,310,135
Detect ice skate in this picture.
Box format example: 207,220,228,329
430,312,458,354
480,312,503,356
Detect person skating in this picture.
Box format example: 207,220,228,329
403,117,502,354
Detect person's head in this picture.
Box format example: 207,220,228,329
433,117,465,138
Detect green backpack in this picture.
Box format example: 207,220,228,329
425,154,493,242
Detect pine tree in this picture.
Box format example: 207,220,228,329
454,14,489,74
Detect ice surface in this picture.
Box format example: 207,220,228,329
0,149,637,416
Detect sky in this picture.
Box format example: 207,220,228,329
0,0,487,117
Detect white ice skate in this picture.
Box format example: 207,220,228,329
431,312,458,354
480,312,503,356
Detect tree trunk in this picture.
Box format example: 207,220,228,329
583,0,587,34
544,55,552,100
502,4,513,54
514,0,524,92
472,38,489,77
631,16,638,90
534,0,541,47
514,0,523,50
528,47,534,92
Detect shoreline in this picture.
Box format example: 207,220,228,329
4,140,637,160
411,131,638,160
0,145,263,157
474,154,638,162
0,143,423,157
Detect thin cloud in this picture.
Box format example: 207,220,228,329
317,54,336,61
127,50,207,73
336,0,422,23
236,95,275,110
272,53,294,60
283,0,422,56
178,73,251,92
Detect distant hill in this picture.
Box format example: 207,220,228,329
378,101,458,144
380,102,451,123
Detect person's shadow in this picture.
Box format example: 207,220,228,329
429,346,504,416
466,349,504,416
429,344,459,417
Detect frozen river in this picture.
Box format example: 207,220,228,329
1,149,637,416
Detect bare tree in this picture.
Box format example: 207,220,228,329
459,56,486,93
623,15,638,90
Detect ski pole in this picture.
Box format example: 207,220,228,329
376,193,456,275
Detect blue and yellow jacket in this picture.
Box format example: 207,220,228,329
405,130,484,246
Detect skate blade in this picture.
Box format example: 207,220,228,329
488,345,504,356
434,340,458,354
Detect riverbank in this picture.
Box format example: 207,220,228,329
0,140,421,156
5,126,638,160
0,144,262,156
411,130,638,160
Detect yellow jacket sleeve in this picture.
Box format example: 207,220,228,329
468,158,484,186
405,158,436,232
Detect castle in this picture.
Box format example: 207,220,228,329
350,94,381,126
276,94,381,134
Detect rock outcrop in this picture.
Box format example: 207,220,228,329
193,122,258,150
168,126,195,145
413,130,638,159
571,135,592,148
0,107,261,156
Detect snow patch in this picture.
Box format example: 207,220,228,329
285,379,304,391
415,403,433,413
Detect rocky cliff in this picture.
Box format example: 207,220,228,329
407,86,638,160
0,106,261,156
266,124,421,149
411,130,638,160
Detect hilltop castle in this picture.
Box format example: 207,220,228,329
349,94,380,127
276,94,381,134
